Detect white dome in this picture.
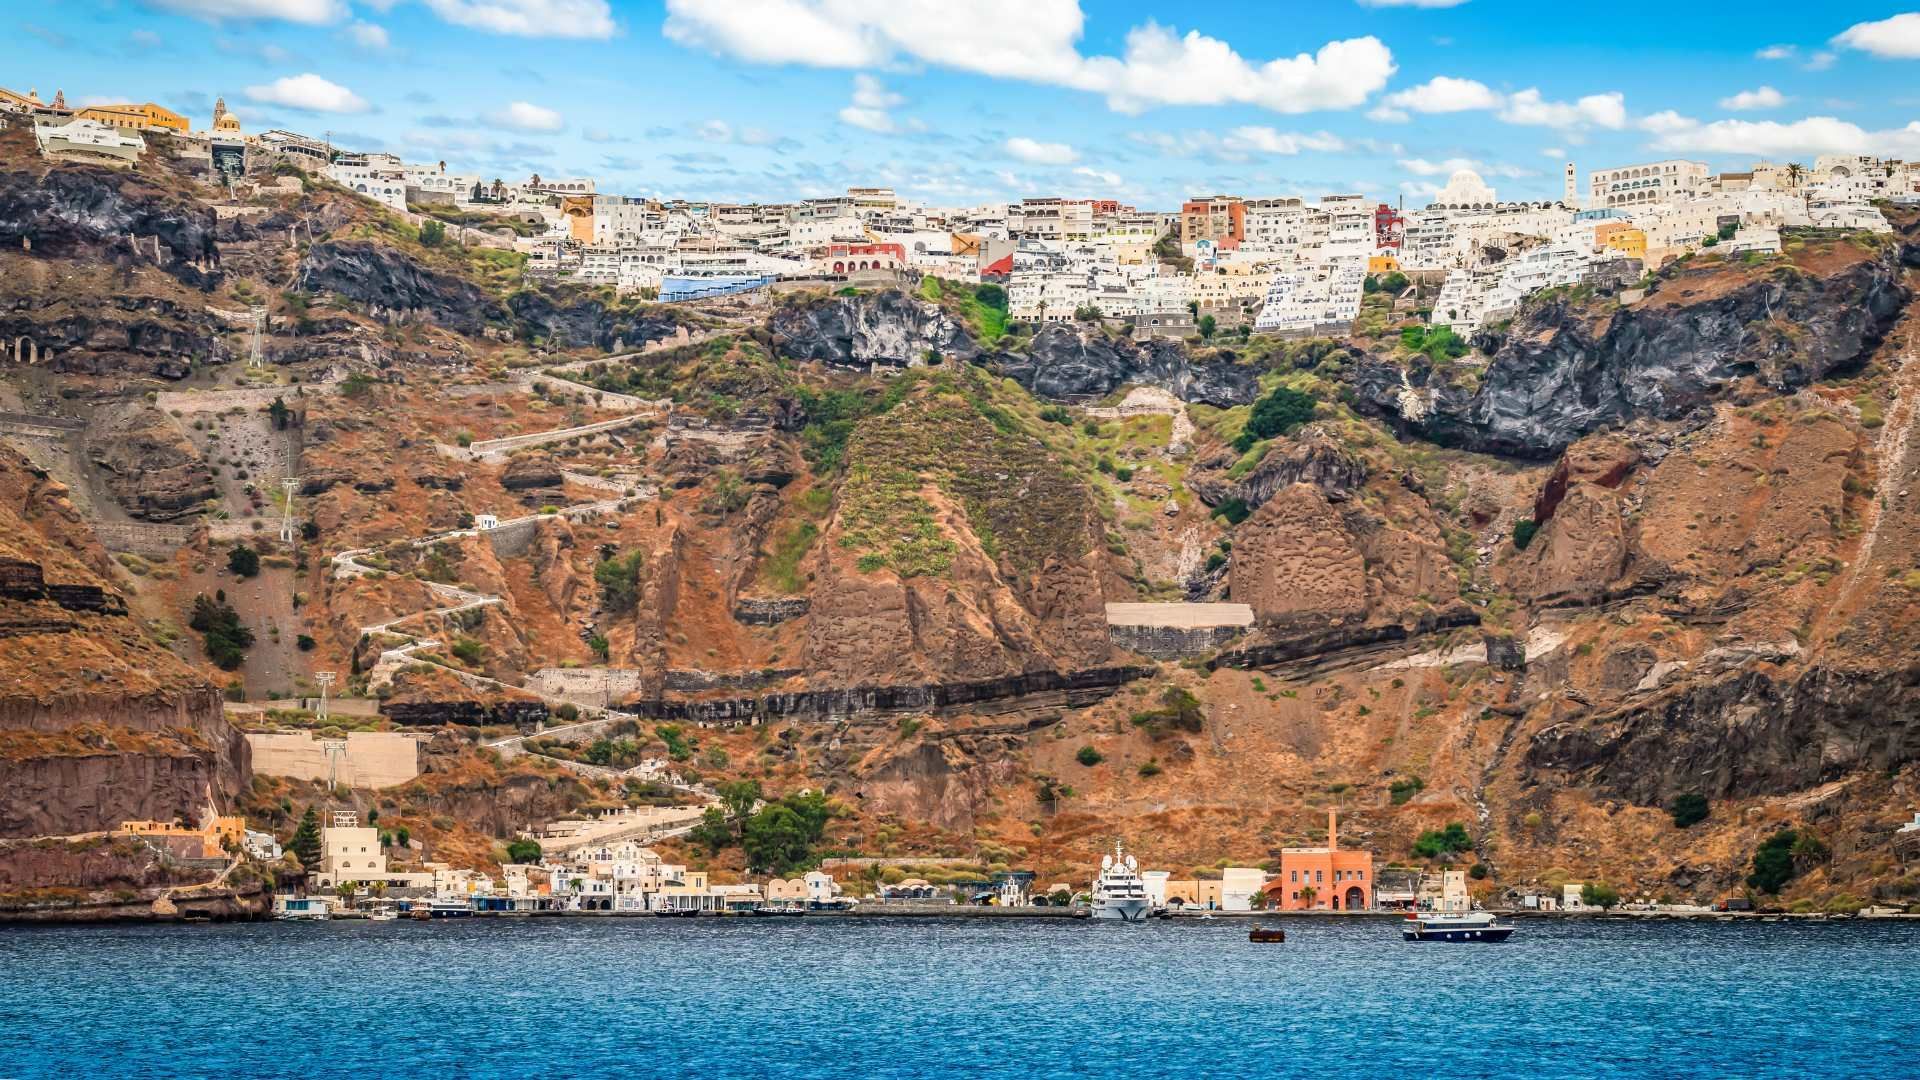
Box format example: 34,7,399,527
1434,169,1496,207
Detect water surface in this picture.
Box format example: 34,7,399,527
5,916,1916,1077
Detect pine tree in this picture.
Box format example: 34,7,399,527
290,806,323,873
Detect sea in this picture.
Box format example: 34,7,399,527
3,915,1917,1078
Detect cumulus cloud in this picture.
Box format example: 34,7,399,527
662,0,1395,114
1398,156,1533,178
1649,115,1920,157
1371,75,1501,118
1004,136,1078,165
838,74,913,133
150,0,346,22
244,73,369,113
1719,86,1785,111
1499,88,1626,130
1222,127,1347,154
1637,109,1698,134
1834,12,1920,58
1755,44,1796,61
1368,78,1625,132
490,101,565,131
422,0,616,39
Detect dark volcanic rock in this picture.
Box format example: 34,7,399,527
1352,242,1911,457
500,452,564,491
0,163,219,287
987,324,1260,406
1525,661,1920,805
300,240,506,336
506,288,685,352
86,407,214,521
769,290,978,367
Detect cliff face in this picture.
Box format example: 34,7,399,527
768,290,979,368
0,154,220,288
506,287,687,352
1354,238,1912,457
988,324,1261,406
300,240,507,336
0,448,249,838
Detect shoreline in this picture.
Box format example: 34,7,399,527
8,904,1917,927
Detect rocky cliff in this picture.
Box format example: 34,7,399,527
987,323,1261,406
0,136,220,288
1353,236,1911,456
769,290,979,368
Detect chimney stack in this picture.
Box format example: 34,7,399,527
1328,808,1338,851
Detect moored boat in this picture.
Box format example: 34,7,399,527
1401,911,1514,942
1249,926,1287,943
1089,841,1151,923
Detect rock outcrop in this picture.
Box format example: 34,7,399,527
86,406,214,521
769,290,979,368
0,155,219,287
506,288,686,352
1353,240,1911,456
987,324,1260,406
300,240,507,335
1189,427,1367,512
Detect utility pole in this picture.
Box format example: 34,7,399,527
247,305,266,367
315,670,336,723
279,477,299,543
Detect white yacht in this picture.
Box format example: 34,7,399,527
1089,841,1151,922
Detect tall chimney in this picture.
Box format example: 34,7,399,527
1328,808,1338,851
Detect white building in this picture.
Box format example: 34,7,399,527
1589,159,1711,209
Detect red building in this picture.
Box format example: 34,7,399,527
1262,810,1374,911
1373,203,1405,249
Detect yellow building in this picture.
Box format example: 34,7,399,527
76,102,188,133
118,816,245,859
212,96,241,134
1367,254,1403,274
0,86,47,112
1599,225,1647,260
561,195,594,242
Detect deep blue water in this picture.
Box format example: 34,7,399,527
4,916,1918,1078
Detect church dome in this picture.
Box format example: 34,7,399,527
1434,169,1496,208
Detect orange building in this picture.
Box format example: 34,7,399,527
1264,810,1372,911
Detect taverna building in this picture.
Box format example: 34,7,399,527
1265,810,1374,911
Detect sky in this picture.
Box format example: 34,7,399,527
11,1,1920,209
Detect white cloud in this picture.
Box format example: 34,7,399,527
244,73,368,113
422,0,615,39
149,0,346,22
1834,12,1920,58
1649,115,1920,157
1755,44,1796,61
838,74,912,133
344,20,390,48
1719,85,1785,111
1375,75,1500,116
662,1,1395,115
1804,50,1838,71
1073,166,1122,186
698,119,734,142
1370,78,1625,132
1541,146,1565,158
1004,136,1078,165
1499,88,1626,130
491,101,565,131
1637,109,1698,135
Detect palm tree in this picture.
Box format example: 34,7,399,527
335,880,358,904
368,880,387,899
1299,884,1318,908
1785,162,1805,191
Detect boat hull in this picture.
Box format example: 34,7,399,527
1091,898,1152,922
1402,924,1515,942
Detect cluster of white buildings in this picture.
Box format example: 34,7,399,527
6,84,1913,338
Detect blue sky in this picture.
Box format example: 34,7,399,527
11,1,1920,208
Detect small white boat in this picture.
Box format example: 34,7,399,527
1401,910,1515,942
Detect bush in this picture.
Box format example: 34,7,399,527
1388,775,1425,805
189,593,254,670
1232,386,1316,451
1581,881,1622,909
1412,822,1473,858
295,634,316,652
1668,792,1709,828
505,838,542,864
1075,745,1105,767
1512,519,1539,551
1747,828,1812,894
227,543,260,578
1213,498,1250,526
1130,687,1205,739
420,219,447,247
594,550,645,613
1469,862,1489,880
1137,760,1162,778
554,703,580,723
449,637,484,665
